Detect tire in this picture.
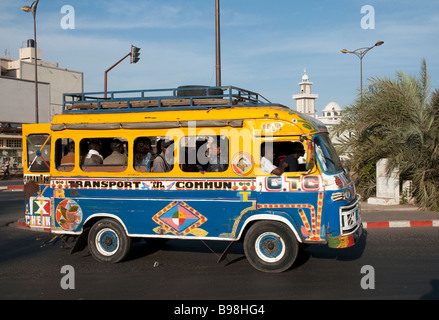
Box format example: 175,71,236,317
88,218,132,263
244,221,299,273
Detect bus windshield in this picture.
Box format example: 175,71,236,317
313,134,343,174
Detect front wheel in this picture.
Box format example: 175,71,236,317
88,218,132,263
244,221,299,273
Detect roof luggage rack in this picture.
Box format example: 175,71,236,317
63,85,272,114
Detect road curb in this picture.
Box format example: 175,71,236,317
363,220,439,229
0,185,24,191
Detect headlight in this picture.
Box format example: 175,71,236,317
343,188,352,201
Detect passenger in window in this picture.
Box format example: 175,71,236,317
180,148,201,172
153,139,173,172
60,142,75,167
206,137,228,172
83,140,103,165
134,138,154,172
103,139,128,165
261,144,287,176
279,144,305,172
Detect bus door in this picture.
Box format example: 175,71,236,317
22,125,53,230
256,137,326,243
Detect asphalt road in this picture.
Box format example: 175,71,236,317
1,190,439,301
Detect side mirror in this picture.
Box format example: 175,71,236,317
305,140,315,171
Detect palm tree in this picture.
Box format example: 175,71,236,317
336,59,439,211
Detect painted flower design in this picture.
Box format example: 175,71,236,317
56,199,83,231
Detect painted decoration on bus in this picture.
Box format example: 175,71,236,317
231,152,254,176
257,192,325,241
256,175,321,192
50,178,255,192
261,121,283,132
55,198,83,231
328,234,355,248
152,201,208,237
321,171,354,191
26,197,51,228
32,197,51,215
50,176,322,193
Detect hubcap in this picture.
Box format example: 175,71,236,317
96,228,119,256
255,232,285,263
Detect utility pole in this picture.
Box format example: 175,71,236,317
215,0,221,87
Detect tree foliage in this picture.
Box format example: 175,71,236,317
336,59,439,211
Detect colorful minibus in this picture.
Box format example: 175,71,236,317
22,86,362,272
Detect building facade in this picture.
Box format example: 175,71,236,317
1,41,83,118
0,41,83,175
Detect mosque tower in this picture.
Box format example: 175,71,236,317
292,69,318,118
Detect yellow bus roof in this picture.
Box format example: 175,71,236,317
50,105,327,136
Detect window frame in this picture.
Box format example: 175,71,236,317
26,133,51,173
179,135,229,174
55,138,76,172
79,137,129,173
258,138,307,176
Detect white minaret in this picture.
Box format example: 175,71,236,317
292,69,318,118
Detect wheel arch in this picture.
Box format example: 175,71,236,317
82,213,129,235
236,212,303,243
70,213,130,255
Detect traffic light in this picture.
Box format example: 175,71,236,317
131,46,141,64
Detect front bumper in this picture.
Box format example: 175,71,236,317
327,222,363,248
327,195,363,248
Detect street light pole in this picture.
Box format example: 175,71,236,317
22,0,40,123
341,41,384,103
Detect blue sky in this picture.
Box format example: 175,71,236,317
1,0,438,115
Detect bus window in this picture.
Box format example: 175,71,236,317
26,134,51,172
180,135,228,173
56,138,75,172
261,141,306,173
314,134,343,174
152,138,174,173
179,136,202,172
133,137,155,172
80,137,128,172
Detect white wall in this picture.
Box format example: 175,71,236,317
0,77,50,123
20,61,83,117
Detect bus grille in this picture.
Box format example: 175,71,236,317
340,195,361,235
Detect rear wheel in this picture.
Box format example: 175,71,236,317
244,221,298,273
88,218,132,263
